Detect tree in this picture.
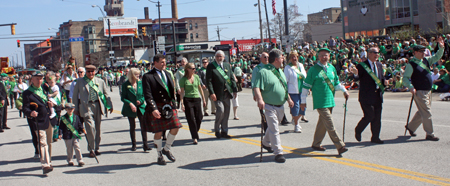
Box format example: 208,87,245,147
89,51,108,67
44,54,63,72
261,4,305,44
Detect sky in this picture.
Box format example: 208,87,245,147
0,0,341,65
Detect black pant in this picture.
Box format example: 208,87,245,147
3,105,6,127
236,76,242,92
355,101,382,141
176,93,181,109
27,119,39,154
10,93,17,109
127,110,148,147
184,97,203,140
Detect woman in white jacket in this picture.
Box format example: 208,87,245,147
284,51,308,133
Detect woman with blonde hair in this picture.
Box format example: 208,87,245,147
180,62,206,144
121,68,151,152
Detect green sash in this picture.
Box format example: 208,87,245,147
212,62,234,93
415,60,431,74
318,68,335,92
28,85,48,103
83,76,111,110
67,73,74,81
61,115,81,139
288,63,305,92
265,64,288,101
360,62,385,93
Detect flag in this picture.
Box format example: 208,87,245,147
272,0,276,15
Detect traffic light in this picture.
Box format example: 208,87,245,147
46,39,50,46
134,29,138,38
11,25,15,35
17,40,20,48
142,27,147,36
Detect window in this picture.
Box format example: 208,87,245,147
88,27,93,34
190,33,193,39
412,0,418,16
385,0,390,20
189,23,193,30
437,0,443,13
196,33,198,38
195,23,198,29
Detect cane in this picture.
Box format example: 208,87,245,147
259,109,266,162
404,95,414,136
83,132,99,164
342,99,348,142
30,102,41,159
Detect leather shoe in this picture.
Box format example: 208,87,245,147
370,139,384,144
338,146,348,155
94,150,101,155
204,113,209,116
274,154,286,163
0,129,3,133
215,132,221,139
162,149,176,162
68,162,74,166
42,166,53,174
311,146,326,151
426,135,439,141
355,130,361,142
221,132,231,139
89,151,95,158
262,144,274,153
78,162,85,167
143,145,152,152
157,155,166,165
3,126,10,129
405,125,417,137
131,145,137,151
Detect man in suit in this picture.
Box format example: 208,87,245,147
22,71,54,174
351,47,387,144
198,58,216,116
73,65,113,157
206,50,238,139
143,54,182,165
0,76,6,133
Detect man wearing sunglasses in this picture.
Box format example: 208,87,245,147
402,37,445,141
198,58,216,116
351,47,388,144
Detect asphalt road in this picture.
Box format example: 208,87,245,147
1,86,449,185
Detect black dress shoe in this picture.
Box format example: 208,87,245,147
0,129,4,133
68,162,74,166
131,145,137,151
274,154,286,163
43,167,53,174
405,125,417,137
355,131,362,142
211,112,216,115
426,135,439,141
94,150,101,155
221,132,231,139
338,146,348,155
143,145,152,152
311,146,326,151
3,126,10,130
204,113,209,116
262,144,274,153
162,149,176,162
215,132,221,139
370,139,384,144
157,155,166,165
89,151,95,158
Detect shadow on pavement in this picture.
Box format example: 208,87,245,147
0,139,32,147
62,163,156,174
178,152,263,170
0,166,48,178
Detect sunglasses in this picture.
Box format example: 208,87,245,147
202,62,208,64
370,51,380,54
86,70,95,73
78,71,84,73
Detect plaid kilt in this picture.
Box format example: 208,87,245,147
143,103,182,133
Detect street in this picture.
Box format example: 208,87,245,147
1,86,449,185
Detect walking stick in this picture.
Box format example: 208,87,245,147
259,109,266,162
30,102,41,159
342,99,348,142
83,132,99,164
404,95,414,136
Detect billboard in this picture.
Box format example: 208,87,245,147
220,38,277,52
104,17,138,37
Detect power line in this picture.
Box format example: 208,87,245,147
208,12,258,19
0,32,56,36
208,20,258,26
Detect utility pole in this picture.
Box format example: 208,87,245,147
340,0,345,39
108,18,113,67
157,1,162,36
21,51,24,68
263,0,272,46
217,26,221,41
172,21,177,56
258,0,264,44
16,53,19,68
283,0,289,36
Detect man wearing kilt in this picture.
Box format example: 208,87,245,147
143,54,182,165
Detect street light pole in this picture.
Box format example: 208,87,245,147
149,0,162,36
257,0,264,44
263,0,272,46
92,5,113,67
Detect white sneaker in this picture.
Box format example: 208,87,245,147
294,124,302,133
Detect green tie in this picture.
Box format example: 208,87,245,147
160,71,170,96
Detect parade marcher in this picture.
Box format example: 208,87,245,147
301,48,349,155
58,103,86,167
142,54,182,165
174,58,187,109
8,76,16,109
198,58,216,116
402,37,445,141
253,49,294,163
1,74,10,130
206,50,238,139
234,64,243,92
73,65,113,157
0,78,6,133
14,76,28,118
180,62,206,144
252,52,269,132
69,67,85,101
117,68,129,96
22,71,54,174
61,64,78,103
284,51,308,133
121,68,151,152
352,47,387,144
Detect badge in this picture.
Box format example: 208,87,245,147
161,104,173,120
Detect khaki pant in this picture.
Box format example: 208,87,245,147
36,124,53,168
83,102,102,151
262,104,284,155
312,108,345,149
408,90,434,136
203,88,216,114
64,138,84,163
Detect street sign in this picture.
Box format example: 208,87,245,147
157,36,165,44
109,51,115,59
69,37,84,42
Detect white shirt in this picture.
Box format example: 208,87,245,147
14,83,28,99
431,72,440,82
156,69,168,84
284,62,307,94
61,72,77,91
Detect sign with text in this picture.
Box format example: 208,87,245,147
104,17,138,37
69,37,84,42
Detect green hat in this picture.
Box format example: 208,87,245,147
318,48,331,53
0,73,8,77
412,45,426,51
31,71,44,77
65,103,75,109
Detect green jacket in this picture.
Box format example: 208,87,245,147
206,61,237,101
121,80,146,118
